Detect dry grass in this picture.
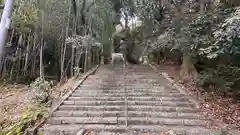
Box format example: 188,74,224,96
0,75,83,130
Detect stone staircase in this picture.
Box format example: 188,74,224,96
38,65,228,135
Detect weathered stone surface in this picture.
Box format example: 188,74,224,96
166,130,178,135
76,129,85,135
97,131,115,135
48,117,118,124
38,65,234,135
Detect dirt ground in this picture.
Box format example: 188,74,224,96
152,60,240,131
0,84,33,129
0,76,82,130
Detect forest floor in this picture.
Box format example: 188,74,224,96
152,60,240,131
0,84,33,130
0,75,83,131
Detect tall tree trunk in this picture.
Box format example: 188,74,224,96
9,29,14,44
31,33,37,77
9,35,21,80
71,46,75,76
0,0,14,69
61,0,71,79
60,24,65,78
1,59,7,79
40,42,44,78
93,50,96,65
17,34,23,78
80,0,87,35
75,48,83,69
180,54,198,80
71,14,77,77
40,10,45,78
88,49,91,69
24,31,31,75
84,48,88,72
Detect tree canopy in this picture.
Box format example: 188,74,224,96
0,0,240,99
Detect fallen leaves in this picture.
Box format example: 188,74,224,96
154,62,240,130
0,84,33,129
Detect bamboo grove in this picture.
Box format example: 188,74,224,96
0,0,116,82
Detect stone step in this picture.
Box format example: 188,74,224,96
57,105,199,112
90,81,162,84
46,117,209,127
81,82,118,85
63,100,195,107
52,111,203,119
80,85,166,88
78,86,176,90
38,125,81,135
67,96,190,102
73,90,180,95
83,80,162,83
97,83,164,86
81,83,163,86
40,65,230,135
70,92,185,97
47,117,118,125
119,117,209,127
74,89,180,93
124,76,162,79
79,87,122,90
39,124,224,135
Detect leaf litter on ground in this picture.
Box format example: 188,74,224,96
153,61,240,131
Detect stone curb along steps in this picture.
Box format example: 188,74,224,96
27,65,99,135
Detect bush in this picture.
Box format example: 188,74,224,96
198,65,240,99
0,105,48,135
30,77,53,103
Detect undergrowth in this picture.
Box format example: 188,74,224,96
198,65,240,100
0,77,53,135
30,77,53,103
0,104,48,135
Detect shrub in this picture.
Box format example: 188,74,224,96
198,65,240,99
30,77,53,103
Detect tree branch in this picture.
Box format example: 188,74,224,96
86,0,99,12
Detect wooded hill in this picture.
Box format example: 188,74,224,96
0,0,240,100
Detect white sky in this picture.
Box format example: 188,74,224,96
116,11,142,33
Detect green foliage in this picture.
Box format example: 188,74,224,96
66,35,101,48
145,30,174,55
199,65,240,99
213,7,240,57
0,0,117,82
73,67,82,77
0,0,3,5
0,105,48,135
13,0,39,32
133,0,163,23
94,0,115,56
193,7,240,99
134,0,240,100
30,77,53,103
196,7,236,59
